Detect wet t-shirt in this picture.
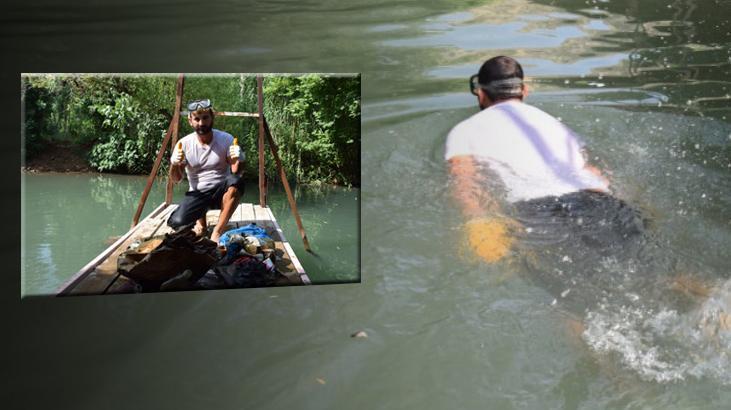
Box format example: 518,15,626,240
445,100,609,202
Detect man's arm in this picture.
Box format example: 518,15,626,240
170,142,186,184
447,155,499,218
227,138,243,175
228,152,241,175
231,161,241,175
447,155,516,263
170,163,185,184
580,148,611,189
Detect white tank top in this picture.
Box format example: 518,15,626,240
445,100,608,202
174,129,240,192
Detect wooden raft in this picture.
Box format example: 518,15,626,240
57,202,309,296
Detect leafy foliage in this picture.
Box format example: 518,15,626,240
87,90,167,173
264,74,360,186
22,74,360,186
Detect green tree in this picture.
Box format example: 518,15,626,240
264,74,360,186
22,74,360,186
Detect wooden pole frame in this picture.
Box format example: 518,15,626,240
165,74,186,205
263,117,311,251
130,74,312,251
132,74,185,227
257,76,266,207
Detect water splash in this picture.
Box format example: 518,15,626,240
583,278,731,384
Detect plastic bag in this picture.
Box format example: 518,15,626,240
218,223,274,251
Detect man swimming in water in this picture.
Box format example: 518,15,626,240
445,57,731,377
445,55,638,263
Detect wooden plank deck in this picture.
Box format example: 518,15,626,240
57,202,309,296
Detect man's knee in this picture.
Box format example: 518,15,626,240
167,204,202,229
225,185,242,199
167,211,186,229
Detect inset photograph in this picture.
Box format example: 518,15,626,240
21,73,360,297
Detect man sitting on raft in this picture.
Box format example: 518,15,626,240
167,99,244,243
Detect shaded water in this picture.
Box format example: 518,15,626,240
21,174,359,295
9,0,731,408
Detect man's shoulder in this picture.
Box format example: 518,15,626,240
178,133,197,148
450,110,484,133
500,100,558,121
213,129,233,139
448,108,503,140
211,129,233,146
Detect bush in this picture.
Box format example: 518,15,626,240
22,74,360,186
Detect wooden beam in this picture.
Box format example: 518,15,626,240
58,202,170,295
260,205,308,281
132,117,174,227
257,75,266,207
68,204,178,296
180,111,259,117
263,116,312,252
165,74,186,205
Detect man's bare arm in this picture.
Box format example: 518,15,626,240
230,159,241,175
580,148,611,188
448,155,517,263
170,163,184,184
447,155,499,218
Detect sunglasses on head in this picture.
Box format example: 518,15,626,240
187,99,212,111
469,74,484,96
470,75,524,96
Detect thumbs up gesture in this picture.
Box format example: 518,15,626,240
229,137,242,161
172,141,186,166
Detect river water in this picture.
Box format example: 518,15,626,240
9,0,731,408
21,175,359,295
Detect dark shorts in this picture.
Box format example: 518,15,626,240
512,190,648,256
511,190,653,312
167,174,245,229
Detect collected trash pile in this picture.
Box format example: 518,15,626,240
117,223,283,292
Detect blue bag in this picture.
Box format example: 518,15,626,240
218,223,272,247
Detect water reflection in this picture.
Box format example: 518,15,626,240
535,0,731,119
375,0,731,120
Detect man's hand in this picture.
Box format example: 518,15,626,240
228,144,241,161
464,217,516,263
448,156,517,262
228,138,242,174
171,142,186,166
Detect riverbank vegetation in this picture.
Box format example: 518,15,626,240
22,74,361,187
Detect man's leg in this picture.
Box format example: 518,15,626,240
211,186,241,242
167,190,211,231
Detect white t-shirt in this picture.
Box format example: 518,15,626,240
172,129,243,192
445,100,608,202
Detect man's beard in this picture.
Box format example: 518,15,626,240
195,125,212,135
